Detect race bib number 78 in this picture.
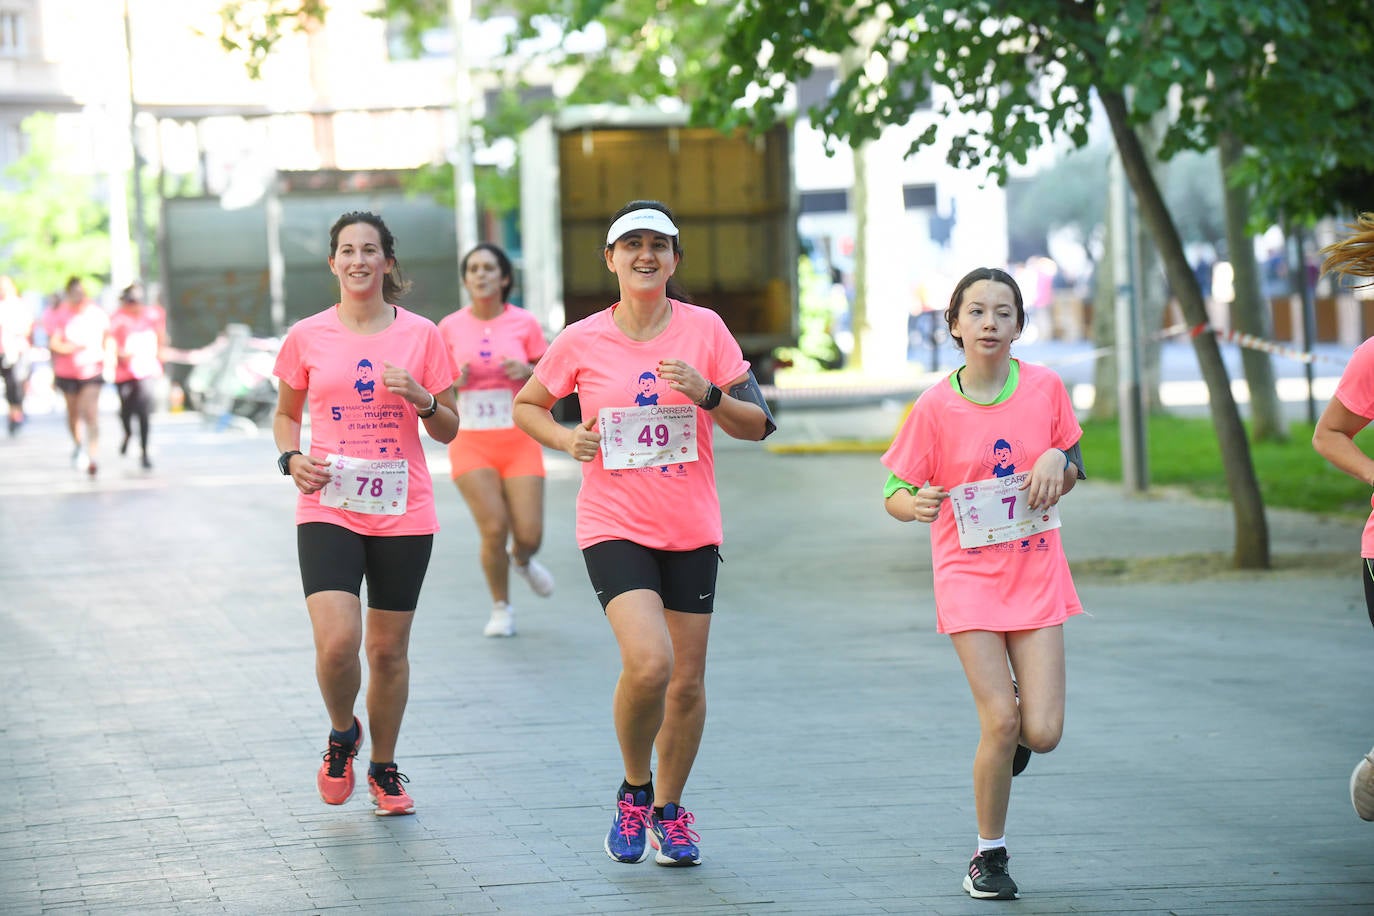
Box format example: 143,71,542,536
318,453,409,515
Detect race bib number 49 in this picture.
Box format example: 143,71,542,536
598,404,699,470
948,472,1061,548
319,453,409,515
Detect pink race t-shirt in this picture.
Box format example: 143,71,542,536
881,360,1084,634
43,302,109,380
535,300,750,551
109,305,165,382
437,303,547,391
1333,337,1374,557
273,305,456,536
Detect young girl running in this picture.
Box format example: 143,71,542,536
881,267,1084,900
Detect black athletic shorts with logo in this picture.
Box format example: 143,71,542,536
582,539,721,613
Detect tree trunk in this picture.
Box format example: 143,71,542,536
1098,89,1270,568
1090,243,1118,420
1219,130,1287,442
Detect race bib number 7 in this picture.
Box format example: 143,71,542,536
948,472,1061,548
318,453,409,515
598,404,699,470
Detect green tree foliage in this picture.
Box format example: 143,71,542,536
0,114,110,296
214,0,328,79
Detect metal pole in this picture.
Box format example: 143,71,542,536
1291,227,1318,424
449,0,479,274
123,0,149,280
1110,151,1148,493
266,173,285,336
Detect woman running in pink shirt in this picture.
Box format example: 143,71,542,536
109,281,166,470
1312,213,1374,822
882,267,1085,900
514,200,775,868
438,243,553,638
45,276,109,476
272,211,459,817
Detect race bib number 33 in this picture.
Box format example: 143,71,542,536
319,453,409,515
458,388,514,430
598,404,699,470
949,472,1061,548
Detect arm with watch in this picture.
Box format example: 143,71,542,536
272,381,331,493
656,359,776,442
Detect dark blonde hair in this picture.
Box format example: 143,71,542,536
1321,213,1374,288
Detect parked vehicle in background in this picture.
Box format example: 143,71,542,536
519,105,799,409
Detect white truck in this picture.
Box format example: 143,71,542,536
519,105,799,389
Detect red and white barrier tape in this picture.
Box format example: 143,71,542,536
1187,323,1347,366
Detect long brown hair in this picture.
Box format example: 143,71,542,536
1321,213,1374,288
329,211,411,301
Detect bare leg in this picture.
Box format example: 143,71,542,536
605,590,673,787
363,606,416,763
950,630,1019,840
1006,625,1066,754
503,475,545,567
76,382,101,469
456,468,512,604
306,590,364,732
653,609,711,806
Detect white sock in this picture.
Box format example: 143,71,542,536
977,835,1007,854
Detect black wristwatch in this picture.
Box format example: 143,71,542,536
278,450,302,475
697,383,723,410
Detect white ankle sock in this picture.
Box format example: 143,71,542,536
977,835,1007,854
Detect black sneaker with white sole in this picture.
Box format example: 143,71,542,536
963,847,1019,899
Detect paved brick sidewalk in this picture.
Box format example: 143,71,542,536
1,408,1372,914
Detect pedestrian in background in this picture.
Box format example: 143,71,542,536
438,243,553,638
43,276,108,477
1311,212,1374,821
881,266,1085,901
109,281,166,470
514,200,776,868
272,211,458,816
0,274,32,436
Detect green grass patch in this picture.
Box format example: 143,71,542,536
1078,415,1374,518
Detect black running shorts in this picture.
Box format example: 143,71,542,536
296,522,433,612
582,539,721,613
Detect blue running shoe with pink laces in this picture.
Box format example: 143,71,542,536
649,803,701,866
604,787,652,863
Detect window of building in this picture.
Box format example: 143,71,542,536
0,10,26,56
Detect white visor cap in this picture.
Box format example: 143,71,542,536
605,208,679,246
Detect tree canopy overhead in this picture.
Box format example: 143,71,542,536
692,0,1372,224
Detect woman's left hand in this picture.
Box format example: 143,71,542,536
501,357,533,381
1021,448,1069,510
657,359,709,404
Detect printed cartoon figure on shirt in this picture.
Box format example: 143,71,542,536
633,370,661,405
354,359,377,402
983,437,1027,477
